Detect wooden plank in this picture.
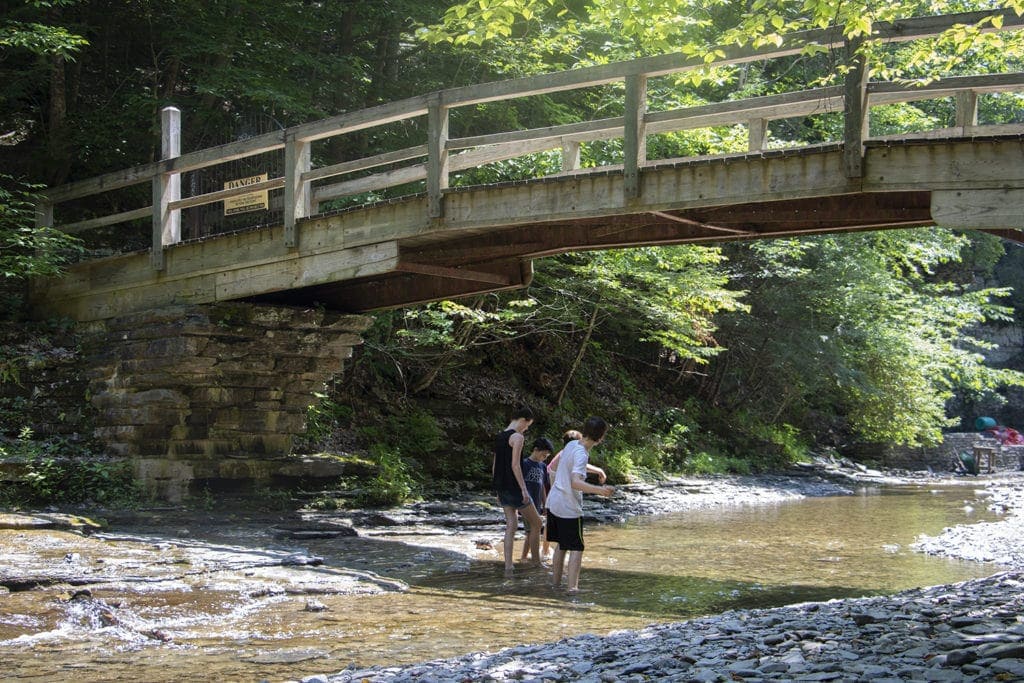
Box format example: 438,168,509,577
863,138,1024,192
395,261,511,285
868,72,1024,102
931,189,1024,229
302,145,427,183
449,137,579,171
649,210,752,235
447,117,622,151
868,123,1024,141
169,177,285,212
646,87,844,133
43,130,286,204
312,163,427,204
59,207,151,234
291,95,430,143
214,242,399,300
31,237,401,321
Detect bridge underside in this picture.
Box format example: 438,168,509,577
31,137,1024,322
255,190,939,312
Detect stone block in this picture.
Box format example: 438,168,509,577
133,458,195,502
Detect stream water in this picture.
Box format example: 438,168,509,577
0,485,1003,682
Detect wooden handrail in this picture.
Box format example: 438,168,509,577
35,9,1024,263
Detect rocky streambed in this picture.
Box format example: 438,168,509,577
304,469,1024,683
2,464,1023,682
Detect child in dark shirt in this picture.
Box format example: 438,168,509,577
518,437,554,567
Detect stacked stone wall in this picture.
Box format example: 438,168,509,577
78,303,370,499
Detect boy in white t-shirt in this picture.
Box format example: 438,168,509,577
545,416,614,593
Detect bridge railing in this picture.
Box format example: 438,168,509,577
36,9,1024,271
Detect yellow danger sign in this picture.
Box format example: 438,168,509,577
223,173,269,215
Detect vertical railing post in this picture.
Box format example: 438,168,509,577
152,105,181,270
426,93,449,219
35,200,53,230
748,118,768,152
842,39,869,179
561,139,581,172
955,90,978,134
623,73,648,200
284,132,310,248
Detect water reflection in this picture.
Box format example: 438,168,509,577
0,485,1002,682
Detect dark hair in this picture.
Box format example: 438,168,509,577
581,416,608,442
512,405,534,421
562,429,582,445
532,437,554,453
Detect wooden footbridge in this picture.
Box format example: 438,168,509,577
31,10,1024,322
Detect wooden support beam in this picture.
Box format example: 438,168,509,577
932,189,1024,229
748,118,768,152
152,106,182,270
427,94,449,219
979,228,1024,244
35,201,53,230
562,139,581,172
623,74,647,200
649,210,753,235
284,134,311,248
843,40,869,179
955,90,979,131
395,261,512,286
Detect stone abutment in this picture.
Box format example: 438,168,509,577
77,303,370,500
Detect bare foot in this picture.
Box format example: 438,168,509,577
504,566,514,578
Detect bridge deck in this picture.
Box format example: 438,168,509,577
31,136,1024,321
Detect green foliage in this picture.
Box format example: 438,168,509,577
0,175,82,283
0,427,140,507
710,229,1024,448
357,444,417,507
0,1,88,59
305,392,354,444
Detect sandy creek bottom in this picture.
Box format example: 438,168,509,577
0,486,1001,682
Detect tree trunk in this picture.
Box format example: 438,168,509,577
556,300,601,406
47,53,71,185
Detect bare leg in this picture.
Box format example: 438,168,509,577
502,506,518,576
520,504,543,565
551,547,566,587
519,513,529,562
565,550,584,592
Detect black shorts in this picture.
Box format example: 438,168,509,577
545,511,584,551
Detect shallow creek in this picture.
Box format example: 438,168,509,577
0,485,1003,682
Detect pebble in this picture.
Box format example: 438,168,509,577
312,474,1024,683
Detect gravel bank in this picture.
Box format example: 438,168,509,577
305,471,1024,683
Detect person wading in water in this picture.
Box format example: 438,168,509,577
492,406,544,577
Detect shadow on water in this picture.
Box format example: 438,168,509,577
0,485,1003,681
